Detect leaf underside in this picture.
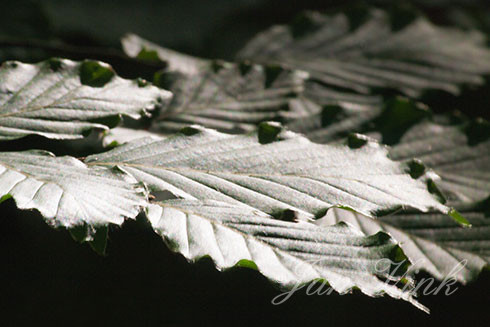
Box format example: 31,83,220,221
390,121,490,203
319,202,490,284
238,9,490,105
1,5,489,312
148,199,428,311
151,61,307,134
0,150,147,239
287,98,490,204
0,58,171,140
86,125,448,220
122,34,309,135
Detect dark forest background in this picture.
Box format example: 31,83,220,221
0,1,489,325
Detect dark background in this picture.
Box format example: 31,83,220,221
2,199,489,326
1,0,489,326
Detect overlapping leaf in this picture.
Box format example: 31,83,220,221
318,200,490,283
122,34,308,134
0,58,171,140
287,97,490,203
389,120,490,203
151,62,307,134
147,199,427,311
287,97,431,145
238,9,490,104
86,124,449,220
287,100,384,144
0,150,147,235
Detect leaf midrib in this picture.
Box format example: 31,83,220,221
86,161,411,180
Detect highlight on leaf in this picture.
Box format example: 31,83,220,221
86,124,450,220
0,150,147,241
0,58,171,140
318,199,490,284
146,199,428,312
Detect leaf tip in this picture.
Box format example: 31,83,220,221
264,64,284,88
80,60,115,87
347,133,370,149
179,125,205,136
47,57,64,71
69,224,109,256
238,60,253,76
258,121,283,144
405,158,426,179
211,60,227,73
136,47,160,62
464,118,490,145
235,259,259,271
448,209,472,228
426,179,447,204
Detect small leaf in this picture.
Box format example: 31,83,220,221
238,9,490,102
